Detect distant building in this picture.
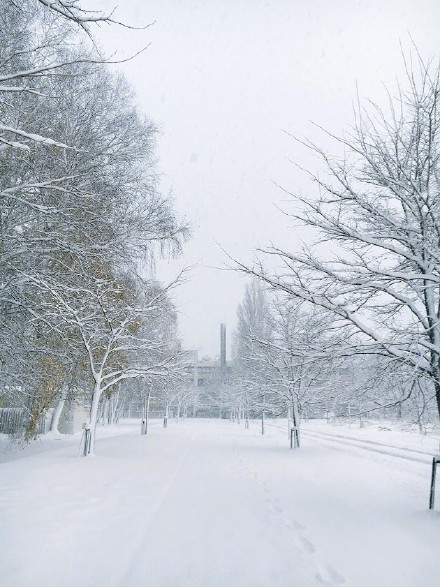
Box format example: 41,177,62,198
182,352,231,387
183,323,232,387
194,359,219,387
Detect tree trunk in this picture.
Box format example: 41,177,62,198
261,410,265,435
287,405,292,440
163,403,169,428
291,401,300,449
109,391,119,425
359,401,364,428
147,393,151,433
114,396,123,423
99,397,108,426
87,381,101,455
50,381,69,433
434,379,440,423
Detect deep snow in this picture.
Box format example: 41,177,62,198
1,418,439,586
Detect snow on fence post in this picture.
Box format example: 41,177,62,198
141,418,147,435
429,455,440,510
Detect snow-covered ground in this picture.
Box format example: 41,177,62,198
1,418,439,586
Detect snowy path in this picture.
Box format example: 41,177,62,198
116,423,324,587
1,419,440,586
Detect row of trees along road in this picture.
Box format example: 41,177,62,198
233,280,341,447
232,280,439,448
0,1,189,452
233,54,440,433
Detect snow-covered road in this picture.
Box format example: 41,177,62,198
1,419,440,586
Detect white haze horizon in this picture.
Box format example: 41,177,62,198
94,0,440,359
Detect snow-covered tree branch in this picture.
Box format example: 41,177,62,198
235,53,440,420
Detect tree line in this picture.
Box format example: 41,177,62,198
0,0,188,451
227,279,436,447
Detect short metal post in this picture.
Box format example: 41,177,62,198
85,428,91,455
81,422,91,456
429,457,439,510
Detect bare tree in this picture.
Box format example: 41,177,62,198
234,280,274,433
236,54,440,421
233,283,339,447
264,298,337,447
34,273,184,453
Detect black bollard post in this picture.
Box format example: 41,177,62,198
429,456,439,510
81,423,91,456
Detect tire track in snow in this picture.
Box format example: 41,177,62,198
266,422,432,465
234,451,345,586
112,433,196,587
302,430,430,464
305,429,433,457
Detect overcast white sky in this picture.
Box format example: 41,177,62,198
94,0,440,359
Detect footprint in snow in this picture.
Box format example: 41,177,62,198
285,519,305,531
315,558,346,585
292,535,346,585
294,535,315,554
267,500,283,514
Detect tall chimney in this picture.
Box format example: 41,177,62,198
220,323,226,369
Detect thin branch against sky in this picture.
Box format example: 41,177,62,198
94,0,440,357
